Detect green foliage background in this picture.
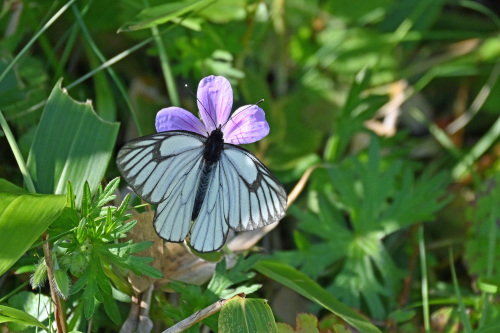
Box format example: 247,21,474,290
1,0,500,332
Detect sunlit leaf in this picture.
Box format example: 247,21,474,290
0,304,48,330
26,80,119,207
218,296,277,333
0,179,66,276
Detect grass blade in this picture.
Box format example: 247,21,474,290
449,248,473,332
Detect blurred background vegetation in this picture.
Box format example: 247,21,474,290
1,0,500,332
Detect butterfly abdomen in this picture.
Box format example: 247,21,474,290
192,162,214,220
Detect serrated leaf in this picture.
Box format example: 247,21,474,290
94,177,120,209
26,80,119,208
218,296,277,333
71,270,89,295
0,179,66,276
113,220,137,235
207,257,258,299
115,193,131,219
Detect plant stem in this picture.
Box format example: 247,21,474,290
43,232,67,333
0,110,36,193
418,225,430,333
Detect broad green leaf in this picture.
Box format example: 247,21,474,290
255,259,382,333
118,0,215,32
26,80,119,206
0,304,48,330
218,296,277,333
0,179,66,276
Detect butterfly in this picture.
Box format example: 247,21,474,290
117,76,287,252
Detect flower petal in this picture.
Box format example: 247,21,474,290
197,75,233,132
223,105,270,144
155,107,207,136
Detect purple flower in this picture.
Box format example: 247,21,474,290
155,75,270,144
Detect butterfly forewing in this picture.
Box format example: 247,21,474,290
117,131,205,204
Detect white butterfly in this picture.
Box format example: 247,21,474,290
117,76,287,252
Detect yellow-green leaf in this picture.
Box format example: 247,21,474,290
26,80,119,207
0,179,66,276
0,305,48,329
218,296,277,333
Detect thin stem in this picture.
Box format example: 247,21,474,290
0,280,30,304
0,110,36,193
449,248,473,333
163,298,228,333
43,233,67,333
446,60,500,134
66,38,152,90
0,0,76,84
418,225,430,333
452,115,500,180
141,0,180,108
151,25,180,106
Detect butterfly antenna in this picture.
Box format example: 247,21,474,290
185,84,217,130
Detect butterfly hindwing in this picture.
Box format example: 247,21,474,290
221,144,287,232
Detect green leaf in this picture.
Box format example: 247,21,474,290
207,257,258,300
218,296,277,333
118,0,215,32
82,181,91,218
465,174,500,285
277,313,320,333
255,259,382,333
102,290,121,325
93,177,120,209
0,304,48,330
5,291,51,331
53,268,71,300
0,179,66,276
26,80,119,207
